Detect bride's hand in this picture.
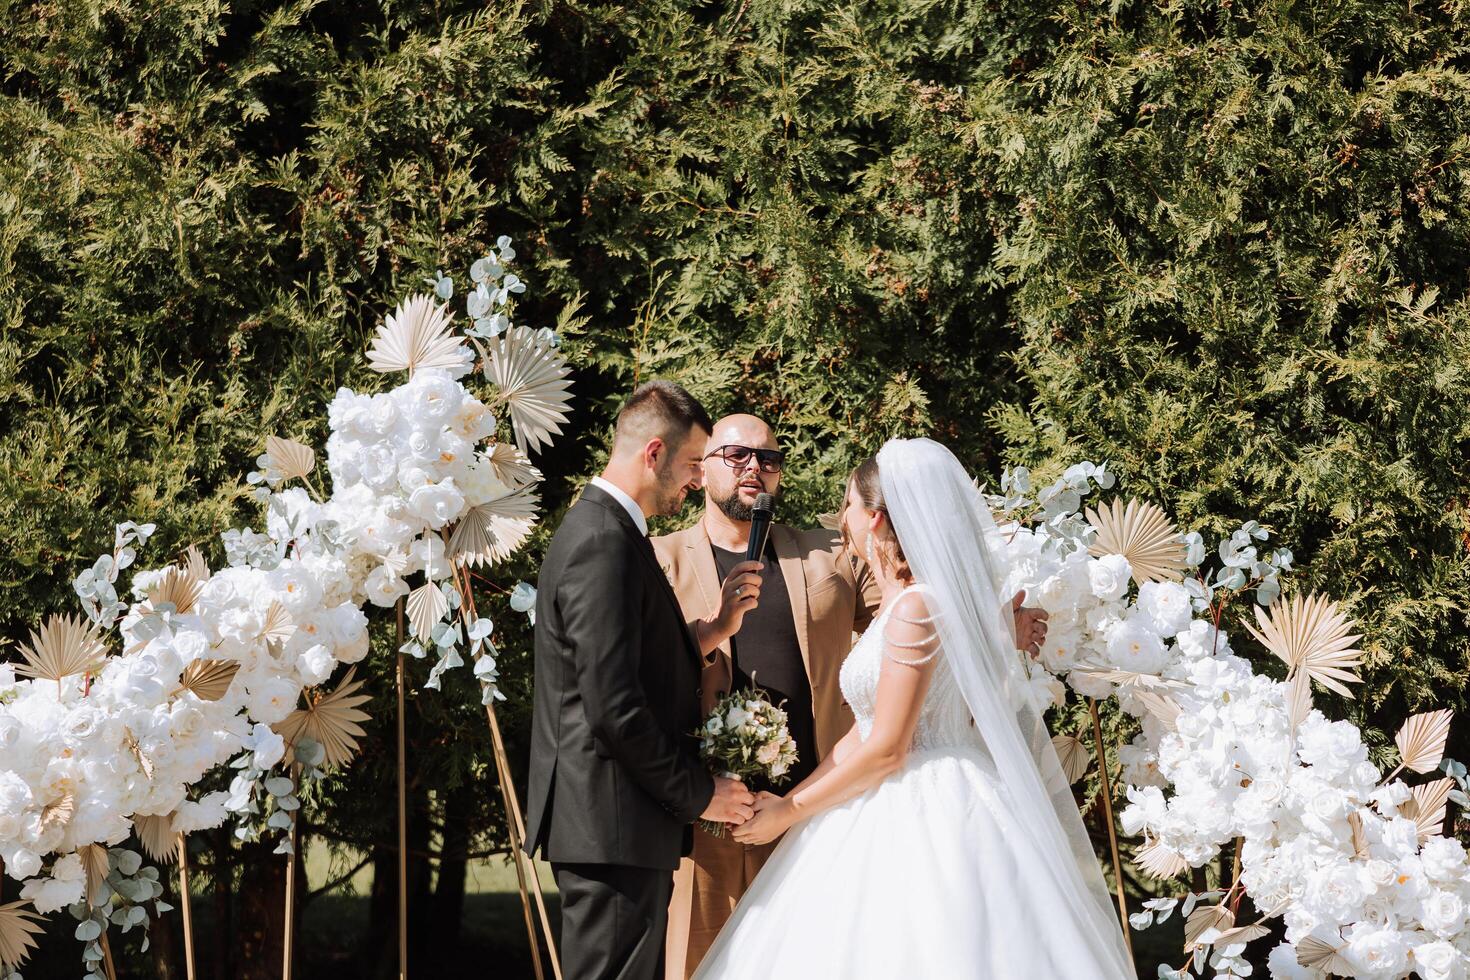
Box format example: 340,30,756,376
731,794,794,845
1010,590,1048,658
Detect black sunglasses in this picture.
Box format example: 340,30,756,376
703,445,785,474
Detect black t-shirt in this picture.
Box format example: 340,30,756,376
711,540,818,791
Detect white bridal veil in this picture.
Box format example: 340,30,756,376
877,437,1136,979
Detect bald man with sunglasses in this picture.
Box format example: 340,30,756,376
651,415,883,979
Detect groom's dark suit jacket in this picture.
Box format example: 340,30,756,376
525,484,715,871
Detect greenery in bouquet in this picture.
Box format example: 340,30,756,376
696,686,799,838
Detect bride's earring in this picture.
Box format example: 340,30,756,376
865,530,877,570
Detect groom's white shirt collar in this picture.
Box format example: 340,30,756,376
589,476,648,536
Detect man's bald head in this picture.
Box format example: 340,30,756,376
706,414,777,455
702,413,782,525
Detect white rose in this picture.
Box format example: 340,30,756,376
170,703,205,739
1087,554,1131,602
1422,890,1469,938
1136,581,1193,637
244,723,287,769
1103,616,1169,674
246,676,301,726
298,644,337,687
1267,942,1318,980
1412,939,1465,980
408,480,466,529
1346,926,1409,977
1420,836,1469,881
364,565,410,608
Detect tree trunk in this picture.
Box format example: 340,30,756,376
428,789,471,971
236,840,287,980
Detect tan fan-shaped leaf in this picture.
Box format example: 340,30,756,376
1212,922,1271,947
41,791,75,833
80,843,110,900
132,815,178,865
1131,690,1183,731
816,512,841,532
273,667,372,768
452,488,540,567
1085,499,1188,584
1286,672,1313,731
148,566,204,616
1243,593,1362,699
264,435,316,483
260,602,296,652
1347,810,1369,859
1296,935,1352,974
0,901,46,971
1184,904,1235,951
483,442,542,490
13,614,107,683
124,732,155,779
1402,778,1453,841
1051,734,1091,784
1396,709,1453,774
183,544,211,583
178,658,240,702
1134,839,1188,880
483,326,573,454
367,294,466,376
406,582,450,642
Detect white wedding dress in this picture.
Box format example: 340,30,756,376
693,439,1135,980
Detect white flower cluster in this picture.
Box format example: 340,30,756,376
700,689,800,784
0,241,560,953
988,465,1470,979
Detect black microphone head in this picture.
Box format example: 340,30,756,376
753,493,776,516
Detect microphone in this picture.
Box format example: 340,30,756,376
745,493,775,562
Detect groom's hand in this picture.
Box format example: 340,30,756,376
701,776,756,825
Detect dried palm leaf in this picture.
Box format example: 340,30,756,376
1243,593,1362,699
1085,499,1188,584
183,544,211,583
124,732,155,779
41,791,75,833
1184,904,1235,950
483,326,573,454
1286,672,1313,731
1402,778,1453,841
483,441,542,490
1134,839,1188,880
147,566,203,616
264,435,316,483
452,488,540,567
1347,811,1369,859
1050,734,1091,784
132,815,178,865
406,582,449,642
274,668,371,768
260,602,296,653
14,614,107,683
80,843,110,900
1212,922,1271,947
1296,935,1352,974
1396,709,1454,774
178,658,240,702
449,505,498,569
367,294,466,376
816,512,841,532
0,901,45,972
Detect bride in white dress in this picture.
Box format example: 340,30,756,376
692,438,1136,979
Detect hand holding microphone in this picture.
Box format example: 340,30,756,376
712,493,775,642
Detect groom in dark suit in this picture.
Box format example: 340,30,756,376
526,380,756,980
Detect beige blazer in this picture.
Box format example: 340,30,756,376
651,520,883,759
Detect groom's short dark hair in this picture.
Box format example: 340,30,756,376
614,380,713,453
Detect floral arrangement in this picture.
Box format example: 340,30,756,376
0,237,571,978
696,686,799,837
989,464,1468,980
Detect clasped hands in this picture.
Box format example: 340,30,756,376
700,779,793,845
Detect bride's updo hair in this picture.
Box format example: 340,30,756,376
844,455,914,584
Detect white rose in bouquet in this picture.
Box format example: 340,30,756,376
1136,581,1192,637
1088,553,1132,602
1412,939,1467,980
1103,615,1169,673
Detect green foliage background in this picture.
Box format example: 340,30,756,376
3,0,1469,972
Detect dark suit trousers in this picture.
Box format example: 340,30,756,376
554,862,672,980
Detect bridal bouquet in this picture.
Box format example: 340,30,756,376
696,686,798,837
